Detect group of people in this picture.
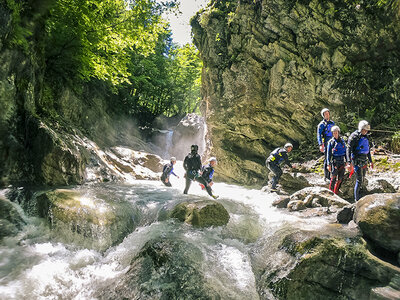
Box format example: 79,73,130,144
160,144,219,199
267,107,372,201
161,108,373,202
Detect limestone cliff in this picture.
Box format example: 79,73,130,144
192,0,400,185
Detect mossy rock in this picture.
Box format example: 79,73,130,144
170,200,230,227
36,189,135,251
265,231,400,300
0,196,25,239
354,193,400,253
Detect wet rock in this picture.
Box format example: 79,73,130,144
97,238,212,300
170,200,230,227
0,195,25,239
36,189,136,251
170,113,205,160
337,204,355,224
278,173,311,192
290,187,351,209
367,178,396,194
272,195,290,208
370,274,400,300
287,200,307,212
354,193,400,253
263,230,400,300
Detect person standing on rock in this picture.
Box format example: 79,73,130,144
183,145,218,199
317,108,335,181
326,126,348,195
199,157,219,199
347,120,373,201
266,143,295,192
161,157,179,187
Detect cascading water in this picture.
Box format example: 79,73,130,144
0,162,349,300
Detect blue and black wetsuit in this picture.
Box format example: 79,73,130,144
326,137,347,194
317,119,335,180
266,148,292,190
161,162,177,187
183,153,212,196
347,130,372,201
201,164,214,184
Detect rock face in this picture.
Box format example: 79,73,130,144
354,193,400,253
170,200,230,227
192,0,400,185
259,230,400,299
36,189,136,251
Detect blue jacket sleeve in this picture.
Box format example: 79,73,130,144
317,122,324,145
326,140,333,163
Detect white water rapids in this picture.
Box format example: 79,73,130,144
0,162,334,300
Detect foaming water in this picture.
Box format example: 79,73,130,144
0,173,333,299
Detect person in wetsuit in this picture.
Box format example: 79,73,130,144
266,143,294,192
317,108,335,181
347,120,373,201
161,157,179,187
183,145,218,198
200,157,219,199
326,126,349,195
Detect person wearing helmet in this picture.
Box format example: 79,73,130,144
347,120,373,201
199,157,219,199
161,157,179,187
326,126,348,194
317,108,335,181
265,143,295,192
183,145,217,198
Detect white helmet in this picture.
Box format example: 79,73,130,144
170,157,177,162
209,157,217,163
321,108,330,118
284,143,293,150
358,120,370,132
331,125,340,133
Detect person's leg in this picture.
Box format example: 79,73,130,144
183,174,192,194
196,177,214,197
270,165,282,190
329,167,337,192
354,165,363,201
334,165,345,194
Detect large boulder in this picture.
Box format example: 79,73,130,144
276,172,310,193
170,200,230,227
354,193,400,253
260,230,400,299
96,238,212,299
0,195,25,239
36,189,136,251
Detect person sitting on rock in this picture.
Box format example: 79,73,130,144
183,145,218,198
199,157,219,199
161,157,179,187
326,126,349,195
347,120,373,201
317,108,335,181
266,143,295,192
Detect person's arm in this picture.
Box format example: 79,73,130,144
326,141,332,163
283,152,292,168
183,156,188,171
317,122,324,146
346,134,354,163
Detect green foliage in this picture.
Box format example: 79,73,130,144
116,34,203,125
4,0,32,52
44,0,174,85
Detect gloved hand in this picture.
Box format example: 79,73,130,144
319,144,325,153
370,162,374,169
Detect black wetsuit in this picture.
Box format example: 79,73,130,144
161,162,177,187
347,130,372,201
317,119,335,180
183,152,212,196
326,137,347,194
266,148,292,190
